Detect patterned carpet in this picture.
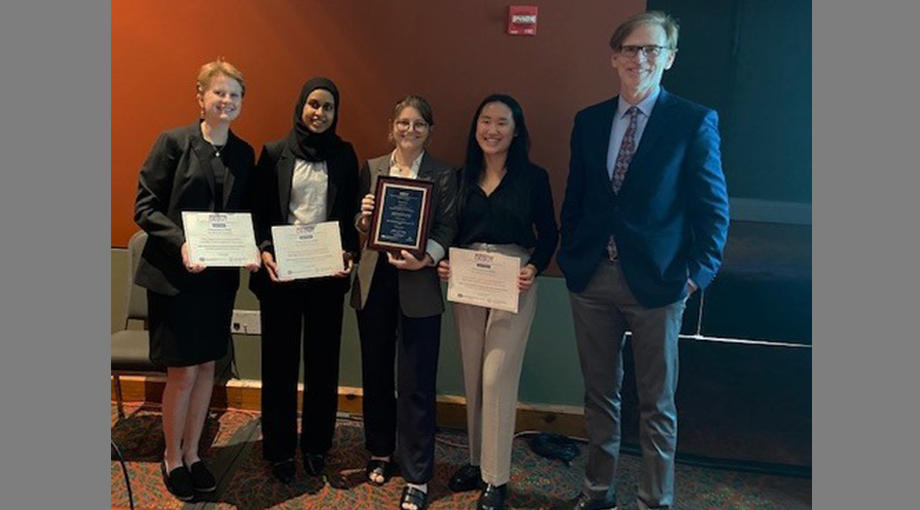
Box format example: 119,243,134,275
111,404,811,509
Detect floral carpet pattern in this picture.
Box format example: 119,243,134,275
111,404,810,509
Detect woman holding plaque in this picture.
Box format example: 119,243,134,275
437,94,558,510
133,59,258,501
249,78,359,484
352,95,458,510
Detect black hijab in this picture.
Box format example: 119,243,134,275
288,77,343,162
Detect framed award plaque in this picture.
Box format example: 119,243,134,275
367,176,434,259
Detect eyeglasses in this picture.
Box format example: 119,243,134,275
617,45,671,58
395,119,430,132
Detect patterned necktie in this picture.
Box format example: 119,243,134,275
608,106,640,260
612,106,639,193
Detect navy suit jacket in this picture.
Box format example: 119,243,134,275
558,89,729,308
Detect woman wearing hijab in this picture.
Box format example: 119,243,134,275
351,95,458,510
250,78,359,484
134,59,258,501
438,94,558,510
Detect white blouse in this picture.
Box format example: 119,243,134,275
288,159,328,225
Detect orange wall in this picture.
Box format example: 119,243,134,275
113,0,644,252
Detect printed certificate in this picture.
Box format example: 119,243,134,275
272,222,344,279
181,211,259,267
447,247,521,313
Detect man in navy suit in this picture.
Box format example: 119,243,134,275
555,11,729,510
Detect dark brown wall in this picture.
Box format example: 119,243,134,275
112,0,646,267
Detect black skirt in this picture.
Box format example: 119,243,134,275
147,274,237,367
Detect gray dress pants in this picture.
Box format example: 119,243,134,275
569,259,687,510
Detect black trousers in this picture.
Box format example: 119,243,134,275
259,277,345,462
357,257,441,484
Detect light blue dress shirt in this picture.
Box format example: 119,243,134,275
606,87,661,180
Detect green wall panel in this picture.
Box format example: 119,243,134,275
113,249,585,406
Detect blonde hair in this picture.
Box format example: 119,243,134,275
609,11,680,52
196,58,246,97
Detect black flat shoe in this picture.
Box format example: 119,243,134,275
161,461,195,501
551,493,618,510
304,453,325,476
366,458,395,486
399,485,429,510
448,463,483,492
271,459,295,484
478,483,508,510
186,460,217,492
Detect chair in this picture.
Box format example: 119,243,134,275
111,231,239,420
111,230,165,420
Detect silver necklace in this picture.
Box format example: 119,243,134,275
211,143,225,157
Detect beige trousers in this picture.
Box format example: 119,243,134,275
452,243,538,486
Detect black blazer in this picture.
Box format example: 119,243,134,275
134,123,256,296
248,137,360,298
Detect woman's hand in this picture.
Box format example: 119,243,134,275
244,248,262,273
437,259,451,282
387,250,432,271
357,193,375,232
181,242,206,273
261,251,293,283
333,251,354,278
518,263,537,291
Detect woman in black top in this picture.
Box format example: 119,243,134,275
438,94,558,510
133,60,257,501
249,78,359,484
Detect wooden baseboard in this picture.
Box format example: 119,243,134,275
112,375,587,437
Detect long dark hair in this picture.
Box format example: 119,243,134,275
462,94,531,187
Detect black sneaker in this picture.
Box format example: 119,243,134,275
449,463,483,492
161,461,195,501
552,493,617,510
186,460,217,492
477,483,508,510
304,453,325,476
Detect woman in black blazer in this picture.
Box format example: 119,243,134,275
352,95,458,510
133,60,257,501
249,78,359,484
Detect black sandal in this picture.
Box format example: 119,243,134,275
399,485,429,510
366,458,394,486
